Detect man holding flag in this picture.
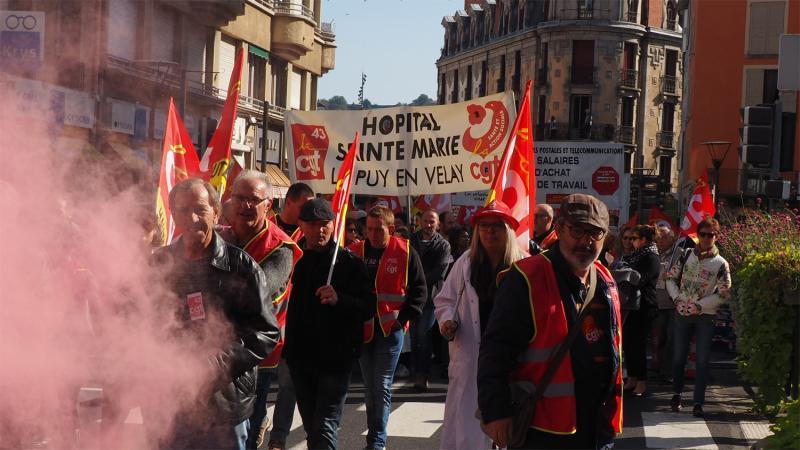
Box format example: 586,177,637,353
281,198,374,450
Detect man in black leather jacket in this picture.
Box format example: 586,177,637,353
152,178,280,449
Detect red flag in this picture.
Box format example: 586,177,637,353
485,80,535,251
622,211,640,230
648,206,677,234
456,205,479,225
372,196,403,214
221,157,245,204
680,171,716,238
155,98,200,246
414,194,453,214
200,47,245,196
331,133,360,246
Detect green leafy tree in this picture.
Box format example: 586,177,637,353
411,94,435,106
325,95,349,110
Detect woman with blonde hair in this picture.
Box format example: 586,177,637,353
434,201,527,450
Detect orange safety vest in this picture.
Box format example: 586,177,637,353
537,228,558,250
268,212,304,243
510,253,623,435
349,236,410,343
243,220,303,368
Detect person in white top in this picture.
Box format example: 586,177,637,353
666,217,731,418
434,201,527,450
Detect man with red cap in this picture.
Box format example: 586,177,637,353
478,194,623,449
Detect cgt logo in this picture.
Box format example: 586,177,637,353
291,124,330,180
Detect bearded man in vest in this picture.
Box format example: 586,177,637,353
478,194,623,449
529,203,558,256
220,171,302,450
348,205,427,450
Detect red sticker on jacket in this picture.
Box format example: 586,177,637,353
187,292,206,321
582,316,603,343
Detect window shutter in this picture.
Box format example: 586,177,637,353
744,69,764,106
217,36,236,92
107,0,136,60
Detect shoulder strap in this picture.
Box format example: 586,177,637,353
676,247,692,287
528,265,597,403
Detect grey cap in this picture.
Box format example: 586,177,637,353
559,194,609,231
299,198,334,222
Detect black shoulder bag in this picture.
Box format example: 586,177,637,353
507,265,598,448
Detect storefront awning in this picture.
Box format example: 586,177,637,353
265,164,291,198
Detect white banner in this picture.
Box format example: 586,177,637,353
285,92,516,196
534,141,630,227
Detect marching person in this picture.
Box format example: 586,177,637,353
348,205,427,450
529,203,558,255
282,198,375,450
477,194,623,449
434,201,526,450
152,178,280,449
652,225,679,380
220,171,302,450
409,209,451,392
622,224,660,397
667,218,731,418
265,181,314,450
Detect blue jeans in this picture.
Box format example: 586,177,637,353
359,327,404,449
246,368,276,449
269,359,296,443
672,314,715,405
410,300,437,376
289,364,351,450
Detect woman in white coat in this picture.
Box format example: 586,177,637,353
434,200,527,450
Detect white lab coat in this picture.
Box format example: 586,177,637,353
434,250,492,450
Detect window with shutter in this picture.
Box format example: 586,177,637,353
107,0,136,60
217,36,236,92
151,5,176,63
571,40,594,84
185,26,207,85
743,68,765,106
748,1,785,55
289,69,302,110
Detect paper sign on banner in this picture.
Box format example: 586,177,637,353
285,92,517,196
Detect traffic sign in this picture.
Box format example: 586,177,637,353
592,166,620,196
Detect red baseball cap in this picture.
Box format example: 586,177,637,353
470,200,519,229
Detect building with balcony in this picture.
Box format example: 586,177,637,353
437,0,683,215
0,0,336,196
680,0,799,200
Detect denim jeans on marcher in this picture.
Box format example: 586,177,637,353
410,300,436,375
246,368,276,449
288,364,351,450
359,327,404,449
672,314,715,405
269,359,297,443
170,419,249,450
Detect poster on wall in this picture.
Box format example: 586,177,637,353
534,141,630,227
285,92,517,196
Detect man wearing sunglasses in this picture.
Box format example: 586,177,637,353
221,171,302,450
666,218,731,418
478,194,623,449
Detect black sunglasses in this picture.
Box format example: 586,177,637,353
698,231,717,238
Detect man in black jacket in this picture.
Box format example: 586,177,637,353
282,198,375,450
409,208,451,391
152,178,280,449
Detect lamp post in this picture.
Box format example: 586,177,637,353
701,141,732,200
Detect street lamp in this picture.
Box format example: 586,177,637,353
701,140,732,199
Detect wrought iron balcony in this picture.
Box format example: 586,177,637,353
661,75,679,95
619,69,638,89
577,8,594,19
617,126,635,144
274,0,315,22
657,131,675,149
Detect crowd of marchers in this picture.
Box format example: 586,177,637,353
139,173,732,450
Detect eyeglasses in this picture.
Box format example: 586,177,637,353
477,222,506,231
698,231,717,238
565,223,606,241
346,228,357,233
232,194,268,207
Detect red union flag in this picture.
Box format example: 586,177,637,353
156,98,200,246
485,80,535,251
291,124,330,181
200,47,245,196
648,205,678,235
680,171,716,238
331,132,360,246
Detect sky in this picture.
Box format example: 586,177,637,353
318,0,464,105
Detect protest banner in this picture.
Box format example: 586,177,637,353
534,141,630,226
285,92,516,196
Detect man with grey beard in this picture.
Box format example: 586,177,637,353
152,178,280,450
477,194,623,449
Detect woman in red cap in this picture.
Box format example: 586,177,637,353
434,200,527,450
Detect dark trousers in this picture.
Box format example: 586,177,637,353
623,305,652,380
245,367,275,449
410,300,437,375
672,314,715,405
651,309,675,377
288,364,351,450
